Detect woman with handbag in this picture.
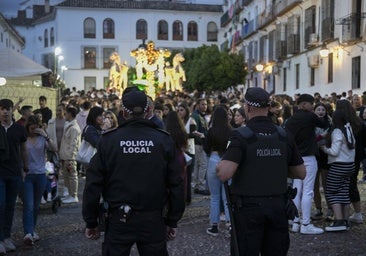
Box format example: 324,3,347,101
78,107,104,168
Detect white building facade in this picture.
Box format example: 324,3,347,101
9,0,222,91
219,0,366,97
0,13,24,52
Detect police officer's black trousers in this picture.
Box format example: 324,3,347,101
231,196,289,256
103,210,168,256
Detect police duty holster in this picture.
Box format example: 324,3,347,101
285,186,299,220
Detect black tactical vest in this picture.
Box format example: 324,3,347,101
230,126,288,196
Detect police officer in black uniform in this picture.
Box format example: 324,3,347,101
82,87,185,256
217,87,306,256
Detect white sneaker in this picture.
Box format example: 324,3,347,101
3,238,16,252
300,224,324,235
33,232,40,242
290,222,300,233
47,193,52,202
0,242,6,255
23,233,34,245
62,196,79,204
349,212,363,224
63,187,69,198
61,195,71,202
41,197,47,204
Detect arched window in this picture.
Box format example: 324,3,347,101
44,29,48,48
103,18,115,39
188,21,198,41
207,22,218,42
173,21,183,41
158,20,168,40
84,18,96,38
136,19,147,40
84,46,97,69
50,27,55,46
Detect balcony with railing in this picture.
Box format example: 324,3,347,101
256,7,275,30
274,0,302,17
221,10,231,27
337,13,366,44
241,19,256,39
233,30,242,46
322,17,335,41
287,34,300,54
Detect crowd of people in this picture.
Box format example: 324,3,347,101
1,85,366,255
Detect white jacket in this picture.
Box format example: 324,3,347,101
321,128,355,164
59,119,81,160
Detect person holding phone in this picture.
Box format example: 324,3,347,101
22,115,57,245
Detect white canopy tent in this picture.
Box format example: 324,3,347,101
0,48,50,85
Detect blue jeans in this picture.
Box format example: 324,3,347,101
21,174,47,235
0,176,21,241
207,153,230,224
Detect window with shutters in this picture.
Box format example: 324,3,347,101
50,28,55,46
207,22,218,42
248,41,253,70
188,21,198,41
275,23,287,60
268,30,275,62
44,29,48,48
158,20,168,40
295,64,300,89
283,68,287,91
259,36,267,63
310,68,315,86
83,46,97,69
103,47,116,69
84,18,96,38
103,19,115,39
328,53,333,83
304,6,316,47
136,19,147,40
84,77,96,92
321,0,335,41
253,41,258,63
173,21,183,41
352,56,361,89
287,15,300,54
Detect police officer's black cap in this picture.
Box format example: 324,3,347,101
122,87,148,114
0,99,14,109
297,94,314,104
244,87,270,108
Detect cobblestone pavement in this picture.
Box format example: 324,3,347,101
8,178,366,256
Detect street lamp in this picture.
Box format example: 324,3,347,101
54,47,62,74
61,65,68,81
255,63,264,72
0,77,6,86
319,44,329,58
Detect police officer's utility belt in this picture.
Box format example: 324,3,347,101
231,194,285,208
109,205,161,223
